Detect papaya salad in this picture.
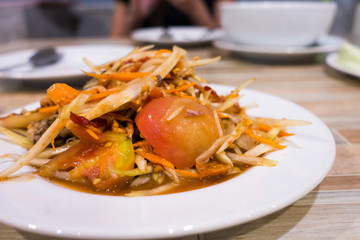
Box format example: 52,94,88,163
0,45,310,196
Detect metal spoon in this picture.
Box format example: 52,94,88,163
159,21,173,41
0,47,61,72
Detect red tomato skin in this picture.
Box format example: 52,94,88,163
136,96,219,169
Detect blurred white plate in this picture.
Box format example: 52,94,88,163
0,84,335,239
326,52,360,78
214,35,343,59
131,26,221,46
0,44,134,81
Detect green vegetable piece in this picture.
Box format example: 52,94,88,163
106,132,135,171
112,166,153,177
337,42,360,73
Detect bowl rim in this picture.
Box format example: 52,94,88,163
220,1,337,10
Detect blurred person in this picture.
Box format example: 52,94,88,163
110,0,233,37
329,0,360,37
0,1,29,43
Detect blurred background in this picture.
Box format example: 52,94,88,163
0,0,113,43
0,0,359,45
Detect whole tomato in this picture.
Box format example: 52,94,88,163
135,96,219,168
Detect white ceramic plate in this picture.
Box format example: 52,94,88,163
326,52,360,78
131,26,221,46
0,84,335,239
0,44,134,81
213,35,343,60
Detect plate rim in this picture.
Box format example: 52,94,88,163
213,35,342,56
0,84,336,239
130,26,217,45
0,44,135,81
326,52,360,78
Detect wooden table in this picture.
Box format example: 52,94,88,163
0,38,359,240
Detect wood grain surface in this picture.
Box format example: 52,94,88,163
0,38,359,240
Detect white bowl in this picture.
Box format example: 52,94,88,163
220,1,337,47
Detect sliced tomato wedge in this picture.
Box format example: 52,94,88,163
39,132,135,187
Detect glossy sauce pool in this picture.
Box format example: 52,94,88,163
41,165,251,196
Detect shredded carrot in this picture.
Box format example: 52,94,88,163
87,89,121,102
278,131,295,137
174,169,200,178
38,105,59,114
84,128,99,140
245,128,286,149
243,118,253,127
257,122,295,137
175,59,184,69
47,83,99,106
81,89,98,95
83,71,150,82
133,140,150,147
139,152,174,169
154,49,172,57
180,95,196,100
50,121,67,150
146,153,174,169
217,112,231,119
47,84,99,106
164,82,196,93
257,122,272,132
87,125,102,135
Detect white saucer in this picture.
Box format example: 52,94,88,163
131,26,221,46
0,44,135,81
214,35,343,60
326,52,360,78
